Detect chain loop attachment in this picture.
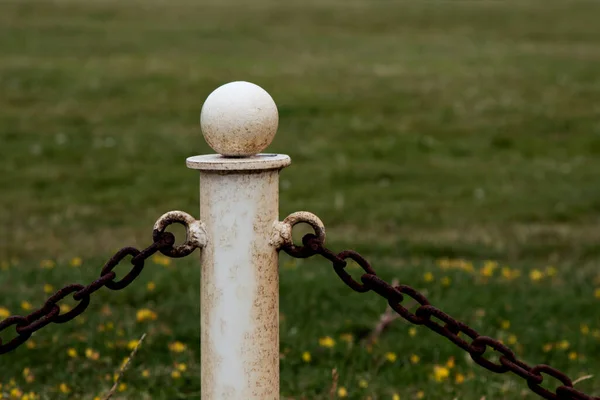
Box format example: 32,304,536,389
153,210,207,258
274,211,326,257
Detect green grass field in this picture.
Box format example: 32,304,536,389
2,0,600,398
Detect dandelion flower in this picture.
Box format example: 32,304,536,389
433,365,450,382
337,387,348,398
169,341,187,353
301,351,311,362
455,373,465,384
318,336,335,348
136,308,157,322
70,257,82,267
58,383,70,394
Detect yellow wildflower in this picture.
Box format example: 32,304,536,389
21,301,32,311
136,308,157,322
58,383,70,394
40,260,55,269
118,383,127,392
557,340,570,350
147,282,156,291
392,394,400,400
529,269,544,281
171,370,181,379
67,348,77,358
408,327,417,337
60,304,72,314
546,266,557,276
302,351,311,362
358,379,368,388
318,336,335,348
339,333,353,343
70,257,82,267
85,348,100,361
595,288,600,299
433,365,450,382
152,254,171,267
501,320,510,330
416,390,425,399
26,340,36,349
581,324,590,335
455,372,465,384
441,276,451,287
384,352,396,362
10,388,22,398
410,354,420,364
0,307,10,318
480,265,495,277
142,370,150,378
423,272,434,282
568,351,578,360
542,343,553,352
176,363,187,372
337,387,348,398
127,340,139,350
43,284,54,294
507,334,518,345
446,356,455,369
169,341,187,353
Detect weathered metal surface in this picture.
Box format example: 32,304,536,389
186,154,291,171
271,211,326,255
188,159,287,400
200,81,279,157
153,210,207,258
190,81,288,399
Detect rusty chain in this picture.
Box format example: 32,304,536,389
0,231,178,355
283,233,599,400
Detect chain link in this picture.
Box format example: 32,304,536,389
284,233,599,400
0,231,177,355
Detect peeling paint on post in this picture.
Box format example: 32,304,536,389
186,81,290,399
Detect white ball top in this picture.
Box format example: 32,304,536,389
200,81,279,157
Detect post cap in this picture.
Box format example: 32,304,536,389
200,81,278,157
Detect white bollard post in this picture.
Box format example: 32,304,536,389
186,81,291,399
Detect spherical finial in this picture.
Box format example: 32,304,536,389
200,81,278,157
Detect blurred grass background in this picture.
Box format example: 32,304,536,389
1,0,600,398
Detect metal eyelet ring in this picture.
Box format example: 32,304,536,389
153,211,206,258
280,212,326,258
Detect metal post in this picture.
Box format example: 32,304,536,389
186,81,291,399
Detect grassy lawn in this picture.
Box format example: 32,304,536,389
1,0,600,398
